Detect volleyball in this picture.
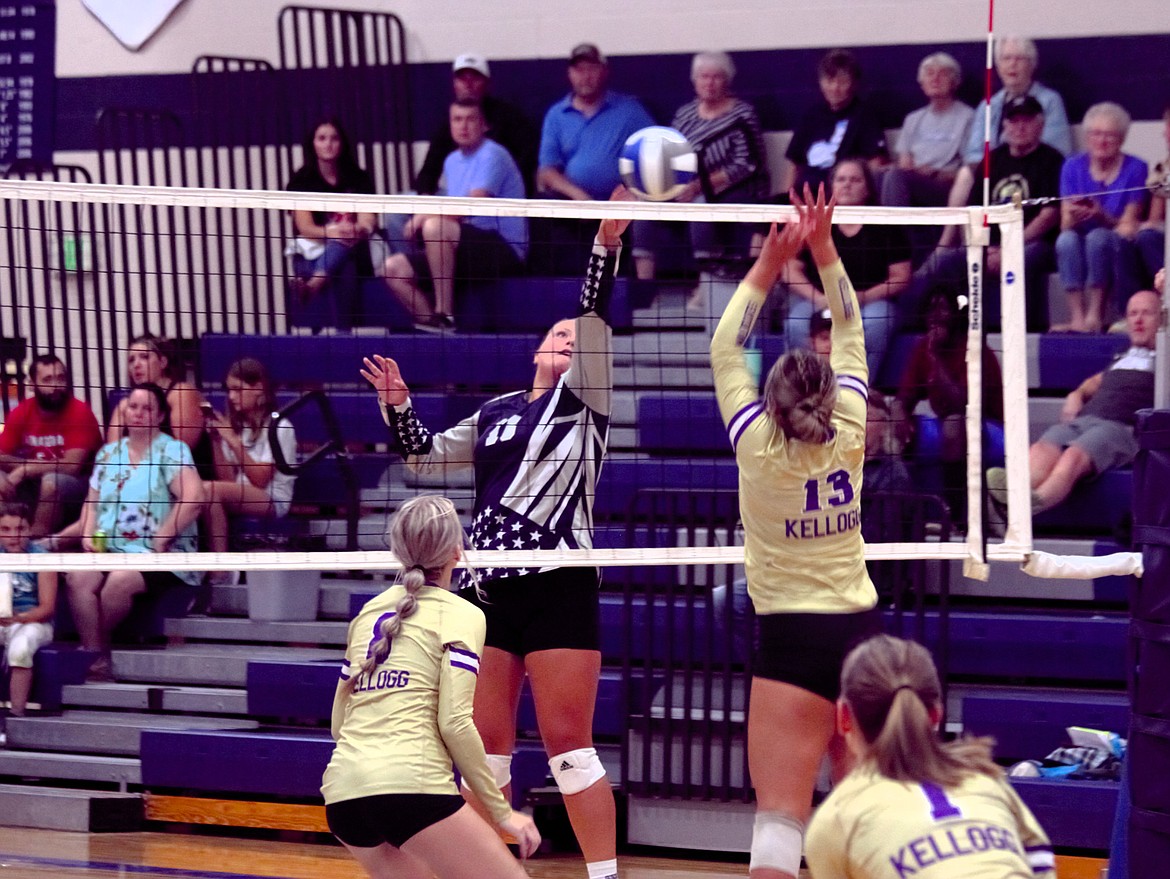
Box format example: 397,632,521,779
618,126,699,201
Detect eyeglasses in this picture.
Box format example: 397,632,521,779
1086,129,1123,140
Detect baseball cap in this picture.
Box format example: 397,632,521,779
810,308,833,336
569,43,605,66
453,53,490,78
1002,94,1043,119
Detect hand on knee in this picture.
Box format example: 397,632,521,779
548,747,606,795
750,811,804,876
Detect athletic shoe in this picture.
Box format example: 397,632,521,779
414,314,456,334
85,655,115,684
986,467,1008,538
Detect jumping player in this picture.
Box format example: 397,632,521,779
322,494,540,879
362,191,632,879
806,634,1054,878
710,185,881,879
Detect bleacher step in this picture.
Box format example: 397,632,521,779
210,579,386,620
0,750,141,785
5,711,260,756
165,617,348,646
61,682,248,715
109,644,338,687
0,782,142,832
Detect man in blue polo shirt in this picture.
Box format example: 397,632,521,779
537,43,654,201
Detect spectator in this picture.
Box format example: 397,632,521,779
893,290,1003,525
538,43,654,202
882,52,973,212
784,48,889,193
0,502,57,717
1134,102,1169,289
783,158,911,378
671,51,769,267
60,383,205,682
286,117,397,330
201,359,296,570
961,36,1071,166
414,53,538,197
0,354,102,536
1055,102,1148,333
383,99,528,331
106,334,211,474
809,307,833,360
923,94,1062,331
987,289,1161,530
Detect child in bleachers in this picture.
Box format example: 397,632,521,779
0,502,57,717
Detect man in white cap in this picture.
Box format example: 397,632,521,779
414,52,538,196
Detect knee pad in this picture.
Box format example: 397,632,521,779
548,747,606,795
462,754,512,790
749,810,804,876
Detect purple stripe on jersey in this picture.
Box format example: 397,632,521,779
450,660,480,674
449,646,480,661
339,671,351,681
731,405,765,450
836,374,868,401
730,399,758,426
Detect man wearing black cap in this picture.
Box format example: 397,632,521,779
537,43,653,202
414,52,538,196
923,92,1062,331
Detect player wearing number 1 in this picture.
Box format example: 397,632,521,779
805,634,1054,878
711,185,881,879
362,189,633,879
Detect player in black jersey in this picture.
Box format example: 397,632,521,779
363,189,632,879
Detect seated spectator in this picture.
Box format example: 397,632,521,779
383,99,528,331
414,53,538,197
784,48,888,193
961,35,1071,166
893,290,1003,525
882,52,974,210
60,383,205,682
1055,102,1148,333
0,354,102,536
535,43,653,274
286,117,401,330
920,94,1062,331
809,307,833,360
987,289,1161,530
671,51,769,268
107,334,211,474
0,502,57,717
1134,102,1169,290
201,359,296,575
782,159,910,377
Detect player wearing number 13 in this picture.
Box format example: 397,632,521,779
711,186,881,879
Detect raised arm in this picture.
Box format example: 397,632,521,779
363,355,479,476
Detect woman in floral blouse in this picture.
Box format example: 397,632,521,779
62,383,205,681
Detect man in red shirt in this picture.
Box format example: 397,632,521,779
0,355,102,535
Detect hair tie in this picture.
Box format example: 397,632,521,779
893,684,917,696
408,564,426,574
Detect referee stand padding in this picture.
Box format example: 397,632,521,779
1127,408,1170,873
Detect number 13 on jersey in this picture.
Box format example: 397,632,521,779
803,469,855,513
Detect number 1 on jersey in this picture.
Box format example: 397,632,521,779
802,469,855,513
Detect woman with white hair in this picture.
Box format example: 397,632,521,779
961,35,1071,165
711,185,881,879
881,52,973,210
670,51,769,267
1055,101,1149,332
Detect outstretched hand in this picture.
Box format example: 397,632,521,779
742,212,810,292
598,185,637,248
792,184,838,268
361,355,409,408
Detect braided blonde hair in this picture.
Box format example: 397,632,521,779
346,495,471,690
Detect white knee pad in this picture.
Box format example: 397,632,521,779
548,747,606,795
462,754,512,791
749,811,804,876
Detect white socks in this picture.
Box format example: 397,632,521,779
586,859,618,879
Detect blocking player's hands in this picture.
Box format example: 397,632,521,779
743,214,809,293
361,355,410,408
793,183,839,269
597,185,637,249
499,810,541,859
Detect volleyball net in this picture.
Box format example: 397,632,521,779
0,177,1127,586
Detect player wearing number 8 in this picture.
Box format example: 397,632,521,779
711,186,881,879
805,635,1053,878
363,189,634,879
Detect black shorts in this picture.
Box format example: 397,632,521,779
461,567,600,656
326,793,465,848
753,608,883,702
